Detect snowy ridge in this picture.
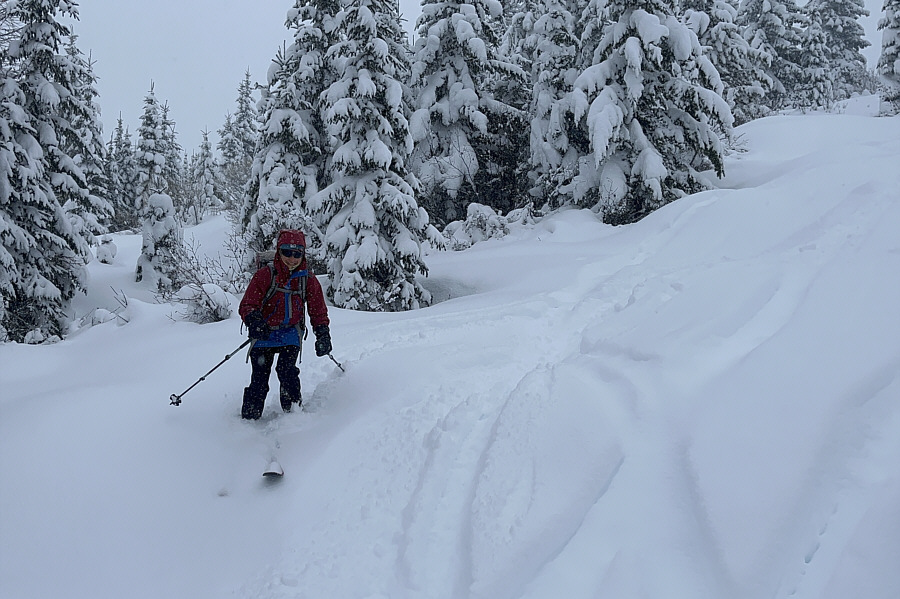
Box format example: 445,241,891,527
2,113,900,599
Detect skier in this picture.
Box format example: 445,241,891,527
238,229,332,419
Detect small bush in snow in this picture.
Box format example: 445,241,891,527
96,236,117,264
175,283,233,324
444,204,511,250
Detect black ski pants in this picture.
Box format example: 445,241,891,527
242,344,301,419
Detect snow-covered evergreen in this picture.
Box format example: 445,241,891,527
682,0,772,125
134,85,183,289
136,191,183,292
879,0,900,94
0,0,98,343
524,0,581,208
737,0,805,111
184,130,223,225
569,0,733,223
795,3,835,110
217,71,258,210
158,103,184,208
105,116,139,231
62,35,114,239
805,0,870,102
241,0,340,261
315,0,441,311
409,0,507,225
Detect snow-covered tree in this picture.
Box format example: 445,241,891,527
877,0,900,95
184,130,223,225
62,35,113,237
315,0,441,311
804,0,870,101
682,0,772,125
409,0,510,225
795,3,834,109
737,0,805,111
134,85,167,209
0,0,95,342
569,0,733,223
232,70,258,159
134,85,183,288
242,0,340,261
217,71,258,209
105,116,139,231
158,103,184,208
135,192,183,291
525,0,582,207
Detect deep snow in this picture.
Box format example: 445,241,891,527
2,110,899,599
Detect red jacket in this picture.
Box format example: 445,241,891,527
239,231,329,331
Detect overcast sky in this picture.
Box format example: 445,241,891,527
68,0,884,154
69,0,421,152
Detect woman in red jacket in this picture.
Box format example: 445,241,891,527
238,229,331,419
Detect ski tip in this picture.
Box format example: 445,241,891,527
263,460,284,477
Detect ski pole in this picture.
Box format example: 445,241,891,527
170,339,252,406
328,353,345,372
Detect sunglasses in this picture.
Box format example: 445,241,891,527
280,248,304,259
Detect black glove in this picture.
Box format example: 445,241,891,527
314,324,332,357
244,311,269,341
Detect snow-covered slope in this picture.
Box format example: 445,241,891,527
2,113,899,599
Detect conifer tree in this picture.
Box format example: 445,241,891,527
409,0,508,225
159,103,184,208
878,0,900,95
217,71,258,209
525,0,581,208
232,70,259,159
62,36,114,236
134,84,182,289
105,116,139,231
569,0,733,223
795,4,834,109
186,130,223,225
737,0,805,111
682,0,772,125
0,0,96,342
472,15,530,218
242,0,340,261
813,0,870,101
316,0,441,311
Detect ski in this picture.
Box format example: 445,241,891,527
263,459,284,477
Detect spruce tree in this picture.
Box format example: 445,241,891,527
737,0,805,111
409,0,506,225
106,116,139,231
804,0,870,101
0,0,96,342
62,36,114,237
525,0,581,208
242,0,340,261
473,11,530,218
682,0,772,125
795,4,834,110
570,0,733,223
316,0,441,311
878,0,900,96
187,130,223,225
134,84,182,289
217,71,258,210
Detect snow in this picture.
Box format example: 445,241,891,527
2,113,900,598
